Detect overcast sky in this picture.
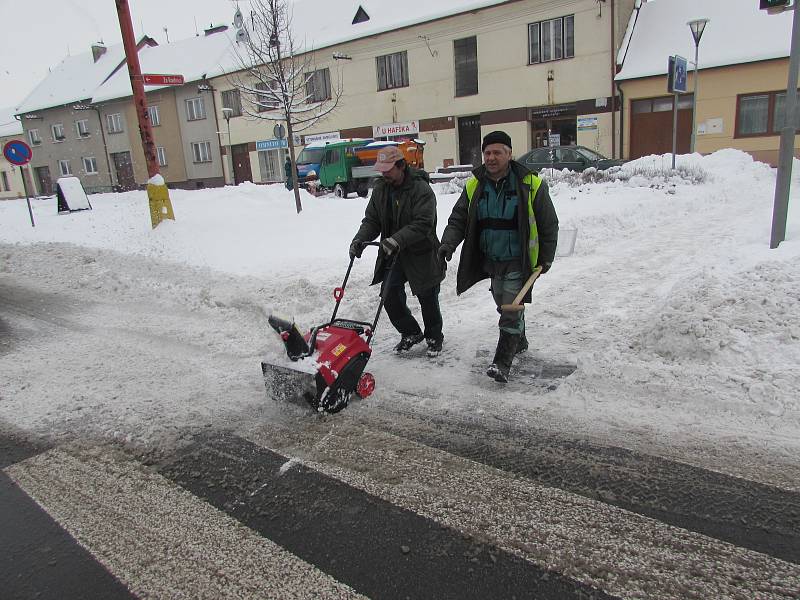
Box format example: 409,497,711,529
0,0,246,110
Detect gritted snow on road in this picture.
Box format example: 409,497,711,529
1,150,799,488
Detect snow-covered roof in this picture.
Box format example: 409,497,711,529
92,28,240,103
287,0,514,53
616,0,794,81
15,42,129,114
0,107,24,138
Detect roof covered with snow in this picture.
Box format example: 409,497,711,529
286,0,514,53
0,107,24,138
616,0,794,81
92,28,240,103
15,42,130,115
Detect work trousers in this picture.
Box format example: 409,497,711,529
382,265,443,341
490,270,526,335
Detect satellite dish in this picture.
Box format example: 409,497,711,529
236,28,249,43
233,8,244,29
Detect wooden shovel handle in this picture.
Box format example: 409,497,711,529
500,267,543,312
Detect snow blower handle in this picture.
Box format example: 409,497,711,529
330,241,382,323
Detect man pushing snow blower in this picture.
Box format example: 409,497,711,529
263,146,445,413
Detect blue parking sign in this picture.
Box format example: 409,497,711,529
668,55,688,94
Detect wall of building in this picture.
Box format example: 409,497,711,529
174,87,225,187
0,135,27,199
618,58,797,166
212,0,630,180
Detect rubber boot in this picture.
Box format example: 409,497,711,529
516,331,528,354
486,331,519,383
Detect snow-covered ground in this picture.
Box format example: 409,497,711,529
1,150,798,488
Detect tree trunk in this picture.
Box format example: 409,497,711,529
286,119,302,213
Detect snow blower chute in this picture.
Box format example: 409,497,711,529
262,242,394,413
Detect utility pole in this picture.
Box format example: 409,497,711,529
114,0,175,228
771,0,800,248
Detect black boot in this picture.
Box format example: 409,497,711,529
516,332,528,354
486,331,519,383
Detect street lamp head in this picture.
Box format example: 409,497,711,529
222,107,233,122
687,17,710,45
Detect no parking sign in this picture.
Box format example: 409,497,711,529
3,139,33,166
3,139,35,226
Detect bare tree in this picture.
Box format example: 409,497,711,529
228,0,343,212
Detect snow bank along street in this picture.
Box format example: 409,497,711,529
1,149,799,485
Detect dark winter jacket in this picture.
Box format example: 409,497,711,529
352,167,445,295
440,160,558,302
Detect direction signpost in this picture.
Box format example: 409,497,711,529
3,139,35,227
142,74,185,86
667,55,688,169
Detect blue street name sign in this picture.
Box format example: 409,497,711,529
256,138,288,151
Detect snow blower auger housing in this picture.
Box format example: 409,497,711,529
262,242,393,413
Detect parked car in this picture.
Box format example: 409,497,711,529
518,145,625,172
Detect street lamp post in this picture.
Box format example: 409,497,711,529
687,17,710,154
222,107,233,185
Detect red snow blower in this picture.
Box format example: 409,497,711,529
262,242,395,413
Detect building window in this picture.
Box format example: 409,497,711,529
107,113,123,133
28,129,41,145
75,119,90,137
191,141,212,163
148,105,160,126
157,146,167,167
83,157,98,174
186,97,206,121
1,171,8,192
58,159,72,176
454,36,478,97
529,15,574,64
305,68,331,103
221,89,243,117
255,81,280,112
52,123,65,142
736,90,800,137
376,51,409,91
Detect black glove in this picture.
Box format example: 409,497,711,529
437,244,454,262
349,240,364,259
538,262,551,274
381,237,399,256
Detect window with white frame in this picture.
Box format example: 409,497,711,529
157,146,167,167
529,15,574,64
221,89,243,117
186,97,206,121
376,51,409,91
255,81,280,112
107,113,123,133
305,68,331,103
148,105,160,126
52,123,65,142
58,159,72,176
191,141,212,163
82,156,98,174
75,119,90,137
28,129,41,145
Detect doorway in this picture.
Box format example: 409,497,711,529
630,95,693,159
34,166,53,196
458,115,482,167
531,117,577,148
231,144,253,184
111,151,136,190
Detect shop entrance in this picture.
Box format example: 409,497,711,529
458,115,482,167
531,117,577,148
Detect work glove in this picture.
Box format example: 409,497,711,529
349,240,364,260
381,237,399,256
437,244,454,263
537,262,552,274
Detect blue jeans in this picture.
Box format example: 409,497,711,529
382,265,443,341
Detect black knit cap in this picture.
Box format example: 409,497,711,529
481,130,512,150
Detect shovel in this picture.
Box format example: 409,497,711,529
500,267,543,312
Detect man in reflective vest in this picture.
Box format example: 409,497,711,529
439,131,559,382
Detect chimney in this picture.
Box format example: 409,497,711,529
92,43,107,63
204,24,229,36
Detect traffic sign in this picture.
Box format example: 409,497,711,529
142,74,185,86
3,139,33,166
668,55,688,94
